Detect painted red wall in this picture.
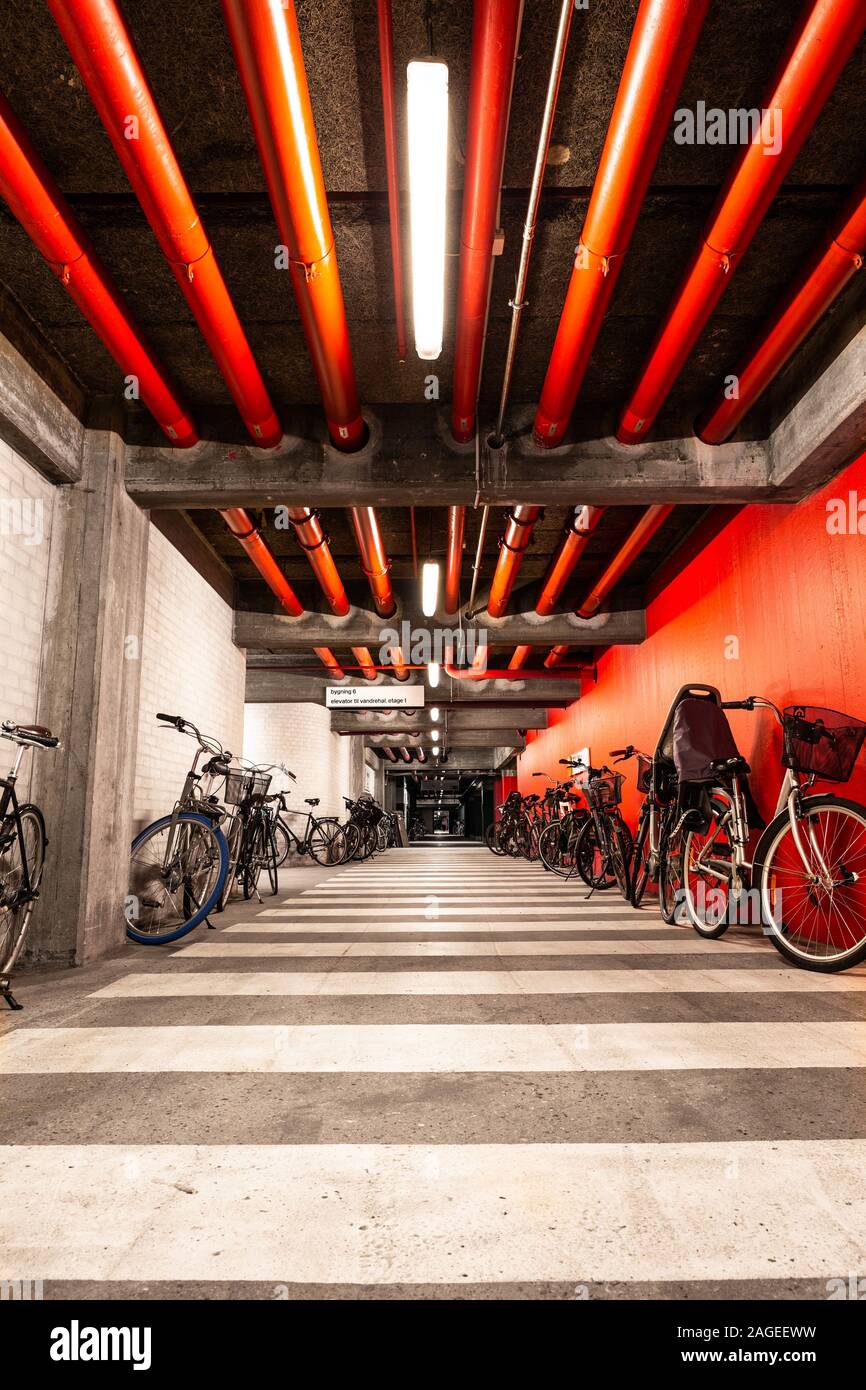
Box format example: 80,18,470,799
495,773,518,817
519,451,866,828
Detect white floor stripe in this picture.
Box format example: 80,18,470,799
2,1140,864,1283
260,906,625,917
215,919,719,934
3,1023,866,1074
178,937,757,957
90,967,866,997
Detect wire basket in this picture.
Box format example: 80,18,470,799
248,770,272,799
782,706,866,783
636,755,652,794
223,767,253,806
590,772,624,807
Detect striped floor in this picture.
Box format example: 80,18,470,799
2,845,866,1300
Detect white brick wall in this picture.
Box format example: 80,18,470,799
243,702,367,822
0,440,54,734
133,524,246,828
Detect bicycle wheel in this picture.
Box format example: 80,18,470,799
611,819,632,901
485,822,504,855
0,804,46,977
309,818,348,865
681,812,738,939
539,817,578,877
273,819,292,868
215,816,243,912
243,816,279,899
127,812,227,943
659,831,684,925
343,822,361,860
357,823,378,860
756,796,866,972
630,807,653,907
575,818,616,890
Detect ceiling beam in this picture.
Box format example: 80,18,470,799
125,403,771,508
245,669,582,705
0,325,84,483
331,707,549,731
366,731,527,751
234,602,643,651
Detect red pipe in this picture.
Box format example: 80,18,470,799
0,92,196,447
509,646,533,669
452,0,523,442
284,508,350,615
389,647,410,681
350,507,396,618
697,173,866,443
487,506,541,617
535,505,604,614
222,0,364,450
617,0,866,445
576,505,673,618
415,747,428,764
351,647,379,682
533,0,709,447
382,747,399,762
544,645,569,668
443,660,590,682
445,506,466,614
48,0,281,449
399,748,413,763
376,0,407,362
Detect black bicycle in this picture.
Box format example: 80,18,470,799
1,719,60,1009
271,791,348,867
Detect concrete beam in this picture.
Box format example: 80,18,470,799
0,326,84,483
331,708,549,732
245,668,582,705
234,603,644,651
126,404,770,508
365,731,526,751
387,750,502,772
769,314,866,498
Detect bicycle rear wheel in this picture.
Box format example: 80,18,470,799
0,803,46,976
756,796,866,972
309,818,348,865
575,819,616,890
485,822,504,855
273,820,292,868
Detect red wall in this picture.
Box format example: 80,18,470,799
519,452,866,828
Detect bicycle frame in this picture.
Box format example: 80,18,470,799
0,743,35,910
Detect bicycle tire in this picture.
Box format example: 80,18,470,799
0,803,46,977
127,812,227,944
308,818,348,866
755,795,866,972
575,818,616,890
485,823,504,855
612,819,632,900
681,809,738,939
273,819,292,868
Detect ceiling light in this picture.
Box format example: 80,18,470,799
407,59,448,360
432,729,439,742
421,561,440,617
428,660,440,688
430,707,440,722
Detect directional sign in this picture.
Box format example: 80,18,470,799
325,685,425,710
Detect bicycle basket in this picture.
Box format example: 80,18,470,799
592,772,624,807
223,768,253,805
782,706,866,783
636,755,652,794
248,771,272,799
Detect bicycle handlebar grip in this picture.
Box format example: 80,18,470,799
156,712,183,726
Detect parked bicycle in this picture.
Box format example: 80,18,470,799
0,719,59,1009
271,790,348,868
676,693,866,971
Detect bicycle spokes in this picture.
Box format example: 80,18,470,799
764,804,866,963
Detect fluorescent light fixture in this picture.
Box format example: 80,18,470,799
428,660,440,688
434,746,441,757
432,729,439,742
407,59,448,360
421,561,440,617
430,707,439,722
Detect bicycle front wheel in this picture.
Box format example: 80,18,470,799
309,818,348,865
756,796,866,972
0,803,46,976
127,812,227,943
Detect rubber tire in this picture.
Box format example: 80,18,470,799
127,812,227,944
0,802,46,976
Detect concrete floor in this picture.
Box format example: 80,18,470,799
2,845,866,1300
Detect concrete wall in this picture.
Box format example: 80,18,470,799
133,523,246,830
243,702,366,820
0,439,55,795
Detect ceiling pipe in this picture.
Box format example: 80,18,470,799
487,505,542,617
452,0,524,443
466,502,490,615
444,506,466,614
576,505,673,618
544,645,569,668
492,0,575,446
351,647,379,682
535,505,605,614
376,0,407,362
350,507,396,618
380,747,399,762
508,646,533,670
617,0,866,445
415,747,428,764
285,508,350,615
389,648,410,681
443,658,592,682
222,0,364,450
696,172,866,443
48,0,281,449
532,0,710,447
399,748,413,764
0,96,343,684
0,92,196,446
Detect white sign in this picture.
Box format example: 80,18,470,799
326,685,425,710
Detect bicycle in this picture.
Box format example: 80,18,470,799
0,720,60,1010
271,790,348,867
534,774,588,876
677,695,866,971
126,713,232,944
612,744,681,917
557,757,633,895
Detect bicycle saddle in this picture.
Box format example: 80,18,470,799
305,797,320,806
711,755,751,776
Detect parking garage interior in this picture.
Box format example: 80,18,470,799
1,0,866,1337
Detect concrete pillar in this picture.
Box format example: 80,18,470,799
30,401,148,965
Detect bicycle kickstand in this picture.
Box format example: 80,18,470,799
2,981,23,1011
